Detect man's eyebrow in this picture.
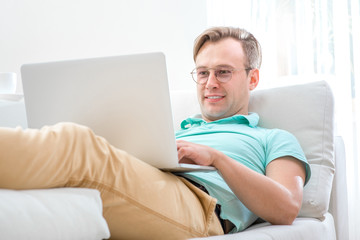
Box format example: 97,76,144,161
216,64,236,69
196,64,236,69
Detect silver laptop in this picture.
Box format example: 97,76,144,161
21,52,215,172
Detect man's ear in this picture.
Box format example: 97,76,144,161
249,68,260,91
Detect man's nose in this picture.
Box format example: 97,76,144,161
205,71,219,88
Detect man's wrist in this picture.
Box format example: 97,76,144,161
212,150,229,169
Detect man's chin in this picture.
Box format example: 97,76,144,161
201,111,227,122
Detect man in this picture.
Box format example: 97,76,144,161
0,27,310,239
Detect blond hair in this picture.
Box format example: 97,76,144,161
193,27,262,69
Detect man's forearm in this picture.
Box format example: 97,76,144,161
213,151,304,225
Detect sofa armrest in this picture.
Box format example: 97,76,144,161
0,188,110,240
329,136,349,240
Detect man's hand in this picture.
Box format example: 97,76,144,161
176,140,221,167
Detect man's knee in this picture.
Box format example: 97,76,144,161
50,122,96,140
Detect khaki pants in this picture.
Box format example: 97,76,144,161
0,123,223,239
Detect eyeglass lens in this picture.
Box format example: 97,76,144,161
193,69,233,84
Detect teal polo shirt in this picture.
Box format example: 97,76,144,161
175,113,310,233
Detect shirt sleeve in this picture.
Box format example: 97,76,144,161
265,129,311,185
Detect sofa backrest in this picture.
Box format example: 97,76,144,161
170,80,335,219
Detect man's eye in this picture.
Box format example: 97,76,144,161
218,70,231,75
198,71,209,76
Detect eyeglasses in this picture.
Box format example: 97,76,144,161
190,67,252,84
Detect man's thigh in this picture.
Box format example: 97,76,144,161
0,122,223,239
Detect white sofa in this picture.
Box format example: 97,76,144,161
0,80,349,240
170,80,349,240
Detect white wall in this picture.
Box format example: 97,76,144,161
0,0,207,92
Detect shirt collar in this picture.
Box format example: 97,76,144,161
180,112,259,129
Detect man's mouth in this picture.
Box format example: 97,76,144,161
207,96,223,99
205,95,224,102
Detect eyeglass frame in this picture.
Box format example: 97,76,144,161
190,67,253,84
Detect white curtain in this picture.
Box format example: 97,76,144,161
206,0,360,239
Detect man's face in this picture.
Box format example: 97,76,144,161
195,38,259,122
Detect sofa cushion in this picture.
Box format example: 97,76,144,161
0,188,110,240
170,80,335,219
190,213,336,240
248,81,335,218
